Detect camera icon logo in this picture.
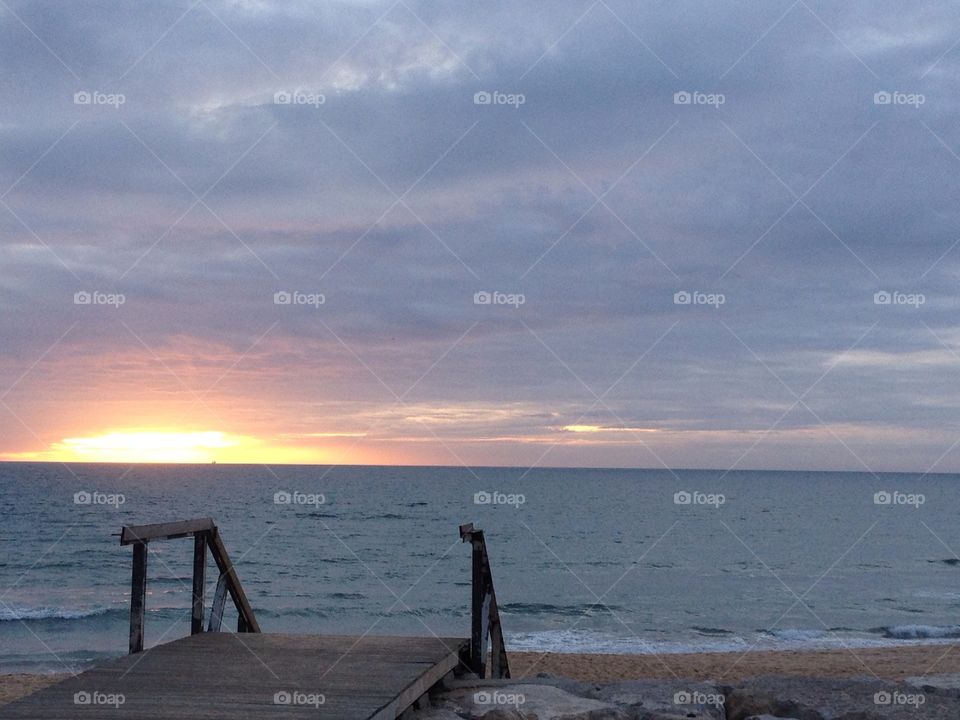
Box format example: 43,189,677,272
474,291,492,305
74,490,92,505
673,291,691,305
673,91,692,105
274,291,292,305
874,690,892,705
874,490,892,505
874,290,891,305
673,491,692,505
274,91,292,105
873,91,892,105
274,491,292,505
474,691,492,704
673,690,692,704
273,691,292,705
474,91,492,105
73,691,92,705
74,291,92,305
474,491,492,505
74,91,91,105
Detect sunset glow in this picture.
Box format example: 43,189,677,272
3,430,339,465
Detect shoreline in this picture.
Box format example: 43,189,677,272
5,643,960,705
510,642,960,682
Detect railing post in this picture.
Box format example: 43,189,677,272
470,531,485,676
191,532,207,635
129,542,148,654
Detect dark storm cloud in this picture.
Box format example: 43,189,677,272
3,0,960,469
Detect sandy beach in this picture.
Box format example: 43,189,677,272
509,643,960,683
4,644,960,706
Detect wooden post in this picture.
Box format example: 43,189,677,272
191,532,207,635
470,533,485,676
129,542,148,654
208,574,229,632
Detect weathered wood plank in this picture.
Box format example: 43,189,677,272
191,533,206,635
1,634,468,720
207,529,260,633
207,574,228,632
128,543,147,654
120,518,215,546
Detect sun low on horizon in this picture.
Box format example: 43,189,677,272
0,429,340,465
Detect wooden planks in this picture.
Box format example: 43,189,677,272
0,633,467,720
120,518,216,545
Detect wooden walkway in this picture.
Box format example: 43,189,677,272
0,633,467,719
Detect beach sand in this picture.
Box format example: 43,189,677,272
0,674,64,706
3,644,960,704
510,643,960,683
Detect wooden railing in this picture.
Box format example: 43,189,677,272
459,523,510,678
120,518,260,654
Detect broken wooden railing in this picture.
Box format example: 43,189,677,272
119,517,260,654
459,523,510,679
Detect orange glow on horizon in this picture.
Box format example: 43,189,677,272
1,429,340,464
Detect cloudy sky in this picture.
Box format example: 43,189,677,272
1,0,959,471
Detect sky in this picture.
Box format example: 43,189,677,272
1,0,959,471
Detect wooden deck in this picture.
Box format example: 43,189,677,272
0,633,467,720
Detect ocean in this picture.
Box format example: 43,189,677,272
1,462,959,674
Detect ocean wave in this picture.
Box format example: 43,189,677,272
500,602,624,617
876,624,960,639
0,606,114,622
762,628,828,641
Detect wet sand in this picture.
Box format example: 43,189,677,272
4,644,960,704
510,643,960,683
